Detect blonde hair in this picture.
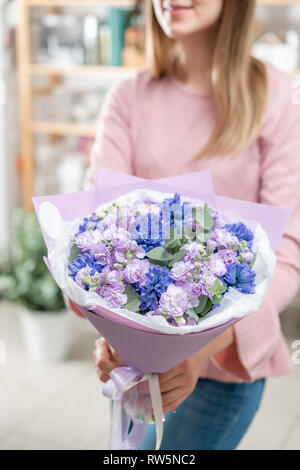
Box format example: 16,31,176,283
145,0,268,159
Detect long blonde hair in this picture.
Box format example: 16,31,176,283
145,0,268,159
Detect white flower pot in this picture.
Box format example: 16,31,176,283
18,307,72,363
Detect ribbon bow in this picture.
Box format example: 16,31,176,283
103,367,165,450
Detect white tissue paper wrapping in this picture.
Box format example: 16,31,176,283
47,189,277,335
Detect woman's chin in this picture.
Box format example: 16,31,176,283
167,26,199,39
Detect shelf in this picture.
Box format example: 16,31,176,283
26,0,136,7
31,121,97,137
30,64,141,77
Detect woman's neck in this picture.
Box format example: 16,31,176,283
172,29,215,93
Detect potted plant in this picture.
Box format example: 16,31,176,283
0,208,71,362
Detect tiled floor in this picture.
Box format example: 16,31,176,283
0,301,299,450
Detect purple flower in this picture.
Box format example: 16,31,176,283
113,239,145,264
182,242,204,261
74,266,95,290
171,261,195,282
159,285,190,317
76,213,99,234
100,285,127,308
218,249,239,267
224,223,254,250
185,313,197,326
74,231,112,267
123,259,150,285
68,253,103,281
188,282,205,297
209,208,223,230
211,228,239,250
206,238,218,252
241,251,254,264
208,253,227,276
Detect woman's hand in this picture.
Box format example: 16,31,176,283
159,327,234,412
93,337,126,382
94,327,234,412
64,295,86,318
159,348,210,413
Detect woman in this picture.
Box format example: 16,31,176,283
82,0,300,450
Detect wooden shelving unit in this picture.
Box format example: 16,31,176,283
16,0,300,209
17,0,139,209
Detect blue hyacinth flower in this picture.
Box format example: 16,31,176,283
223,262,256,294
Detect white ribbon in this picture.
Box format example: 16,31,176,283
103,367,165,450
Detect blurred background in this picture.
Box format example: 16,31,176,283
0,0,300,450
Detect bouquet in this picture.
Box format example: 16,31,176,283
33,169,291,450
68,191,257,327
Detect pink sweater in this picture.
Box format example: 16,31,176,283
84,63,300,383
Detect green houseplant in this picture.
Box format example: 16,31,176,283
0,208,71,362
0,208,65,311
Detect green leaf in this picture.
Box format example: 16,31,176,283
146,247,175,262
124,298,141,312
186,309,200,324
168,249,187,267
212,294,222,304
69,244,81,263
124,283,141,312
250,253,256,268
182,226,196,241
208,279,227,297
195,230,211,244
193,205,214,231
193,295,209,314
164,226,181,248
200,298,213,316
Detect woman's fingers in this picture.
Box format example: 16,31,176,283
95,367,110,383
159,364,185,385
109,345,126,367
163,397,186,414
93,338,117,374
159,375,185,393
67,298,86,318
161,387,185,408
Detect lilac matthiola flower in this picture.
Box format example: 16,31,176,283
74,231,112,266
159,285,190,317
182,242,204,261
208,253,227,277
123,259,150,285
171,261,195,282
113,239,145,264
195,271,218,299
74,230,102,253
100,285,127,308
185,314,197,326
241,251,254,264
76,213,99,234
223,223,254,250
74,266,93,290
218,249,239,267
209,208,223,230
211,228,239,250
206,238,218,252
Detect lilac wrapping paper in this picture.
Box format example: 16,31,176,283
34,168,292,450
33,168,291,374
